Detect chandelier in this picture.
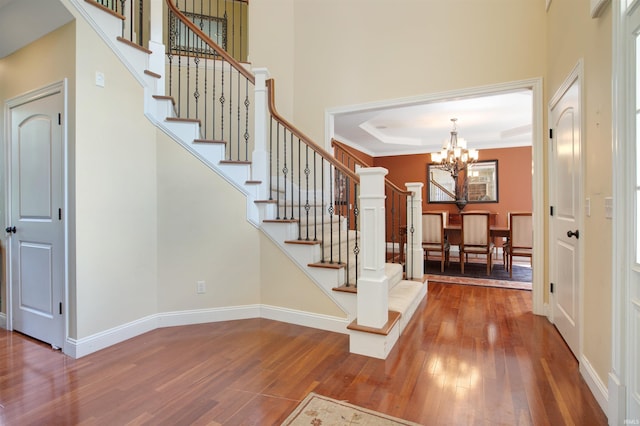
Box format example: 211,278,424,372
430,118,478,180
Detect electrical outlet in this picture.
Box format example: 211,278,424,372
95,71,105,87
196,280,206,294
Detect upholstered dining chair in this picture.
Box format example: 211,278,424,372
422,212,450,272
460,211,495,275
506,212,533,278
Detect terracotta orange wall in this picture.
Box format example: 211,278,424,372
373,146,533,227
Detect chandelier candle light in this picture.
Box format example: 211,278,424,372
430,118,479,210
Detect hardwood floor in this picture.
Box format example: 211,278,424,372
0,282,607,425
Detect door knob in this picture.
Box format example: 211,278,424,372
567,229,579,239
5,226,16,234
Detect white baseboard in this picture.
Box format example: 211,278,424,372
66,314,159,358
65,304,348,358
0,312,6,329
157,305,261,328
261,305,349,334
580,354,609,415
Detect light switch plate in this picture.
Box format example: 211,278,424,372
585,197,590,217
95,71,105,87
604,197,613,219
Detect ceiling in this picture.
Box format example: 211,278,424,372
332,88,533,157
0,0,74,59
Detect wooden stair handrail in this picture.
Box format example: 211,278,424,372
164,0,255,85
266,79,360,183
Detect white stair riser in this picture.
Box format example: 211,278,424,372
192,143,225,164
217,163,251,186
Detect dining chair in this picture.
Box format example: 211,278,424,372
422,212,450,272
460,211,495,275
507,212,533,278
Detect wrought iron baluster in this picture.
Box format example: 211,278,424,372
304,145,310,241
289,133,294,221
244,80,250,161
353,183,360,288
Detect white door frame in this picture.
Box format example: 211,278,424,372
547,59,585,353
325,78,545,315
610,0,639,422
3,80,69,350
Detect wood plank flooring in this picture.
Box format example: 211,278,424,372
0,282,607,425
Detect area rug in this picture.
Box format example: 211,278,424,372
424,259,532,282
424,260,532,291
281,392,422,426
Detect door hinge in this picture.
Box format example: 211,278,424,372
550,206,554,216
59,302,63,315
58,113,61,125
58,208,62,220
550,282,554,293
549,128,553,139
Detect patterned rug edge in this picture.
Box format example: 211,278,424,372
425,274,532,291
281,392,422,426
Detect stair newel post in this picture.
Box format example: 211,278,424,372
356,167,389,329
148,0,165,95
405,182,424,280
252,68,270,200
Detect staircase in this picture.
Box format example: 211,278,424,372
75,0,426,359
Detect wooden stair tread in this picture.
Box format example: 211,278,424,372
255,200,278,204
152,95,175,105
284,239,321,245
220,160,251,165
194,138,226,145
245,180,262,185
347,311,401,336
84,0,124,19
116,36,152,54
144,69,161,79
332,285,357,294
308,262,345,270
166,116,201,125
263,218,298,223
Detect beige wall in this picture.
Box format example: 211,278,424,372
73,13,159,338
0,22,77,319
547,0,613,386
248,0,295,119
155,129,342,316
155,129,262,310
261,0,546,146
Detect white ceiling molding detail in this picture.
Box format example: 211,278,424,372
328,81,534,158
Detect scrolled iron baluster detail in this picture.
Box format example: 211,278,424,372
303,146,311,241
353,184,360,288
282,130,288,220
244,87,250,161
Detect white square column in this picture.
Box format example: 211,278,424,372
356,167,389,329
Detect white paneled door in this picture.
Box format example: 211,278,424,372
8,85,65,350
549,65,582,360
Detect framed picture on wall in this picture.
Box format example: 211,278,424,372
466,160,499,203
427,160,498,204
